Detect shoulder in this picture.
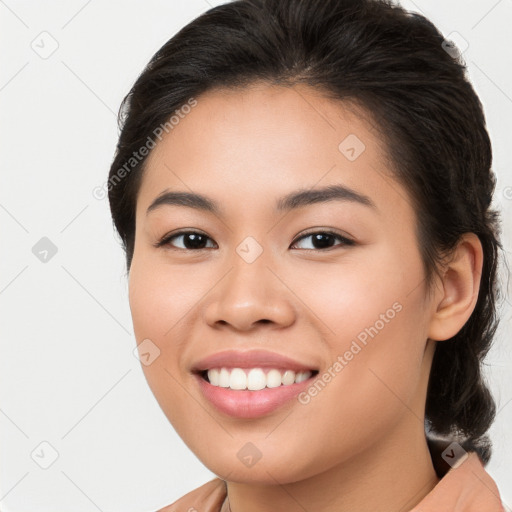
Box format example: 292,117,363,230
157,478,227,512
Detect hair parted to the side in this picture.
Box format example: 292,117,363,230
107,0,503,465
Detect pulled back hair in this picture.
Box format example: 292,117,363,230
107,0,502,465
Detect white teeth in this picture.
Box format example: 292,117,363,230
281,370,295,386
295,371,310,383
266,369,282,388
229,368,247,390
247,368,266,391
208,368,220,386
219,368,230,387
205,367,314,390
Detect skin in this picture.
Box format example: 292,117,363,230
128,83,491,512
409,452,505,511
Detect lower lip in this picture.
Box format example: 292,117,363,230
195,373,316,419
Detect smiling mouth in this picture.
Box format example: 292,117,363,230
199,367,319,391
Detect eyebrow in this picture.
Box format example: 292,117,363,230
146,184,377,216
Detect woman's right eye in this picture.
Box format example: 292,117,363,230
155,231,217,250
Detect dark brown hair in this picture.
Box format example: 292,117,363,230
107,0,503,465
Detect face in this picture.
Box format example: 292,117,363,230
128,83,439,484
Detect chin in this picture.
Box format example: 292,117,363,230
190,442,329,486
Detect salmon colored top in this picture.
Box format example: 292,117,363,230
159,478,229,512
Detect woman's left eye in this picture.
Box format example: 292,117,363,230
290,231,355,250
156,230,354,251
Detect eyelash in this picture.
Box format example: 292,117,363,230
154,229,355,251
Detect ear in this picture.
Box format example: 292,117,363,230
428,233,483,341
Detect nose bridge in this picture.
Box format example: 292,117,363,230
225,235,274,306
204,234,295,330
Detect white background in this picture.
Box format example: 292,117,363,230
1,1,511,511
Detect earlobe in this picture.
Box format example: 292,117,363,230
427,233,483,342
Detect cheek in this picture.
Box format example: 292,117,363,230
128,257,185,398
289,251,429,460
128,255,219,428
290,240,426,344
289,244,428,423
128,255,204,342
295,311,427,474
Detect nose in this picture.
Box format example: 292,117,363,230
203,247,296,332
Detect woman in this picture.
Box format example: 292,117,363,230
107,0,506,510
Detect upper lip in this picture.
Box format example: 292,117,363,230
191,349,319,373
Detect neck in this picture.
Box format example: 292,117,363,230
226,416,440,512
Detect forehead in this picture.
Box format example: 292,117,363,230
136,83,412,221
